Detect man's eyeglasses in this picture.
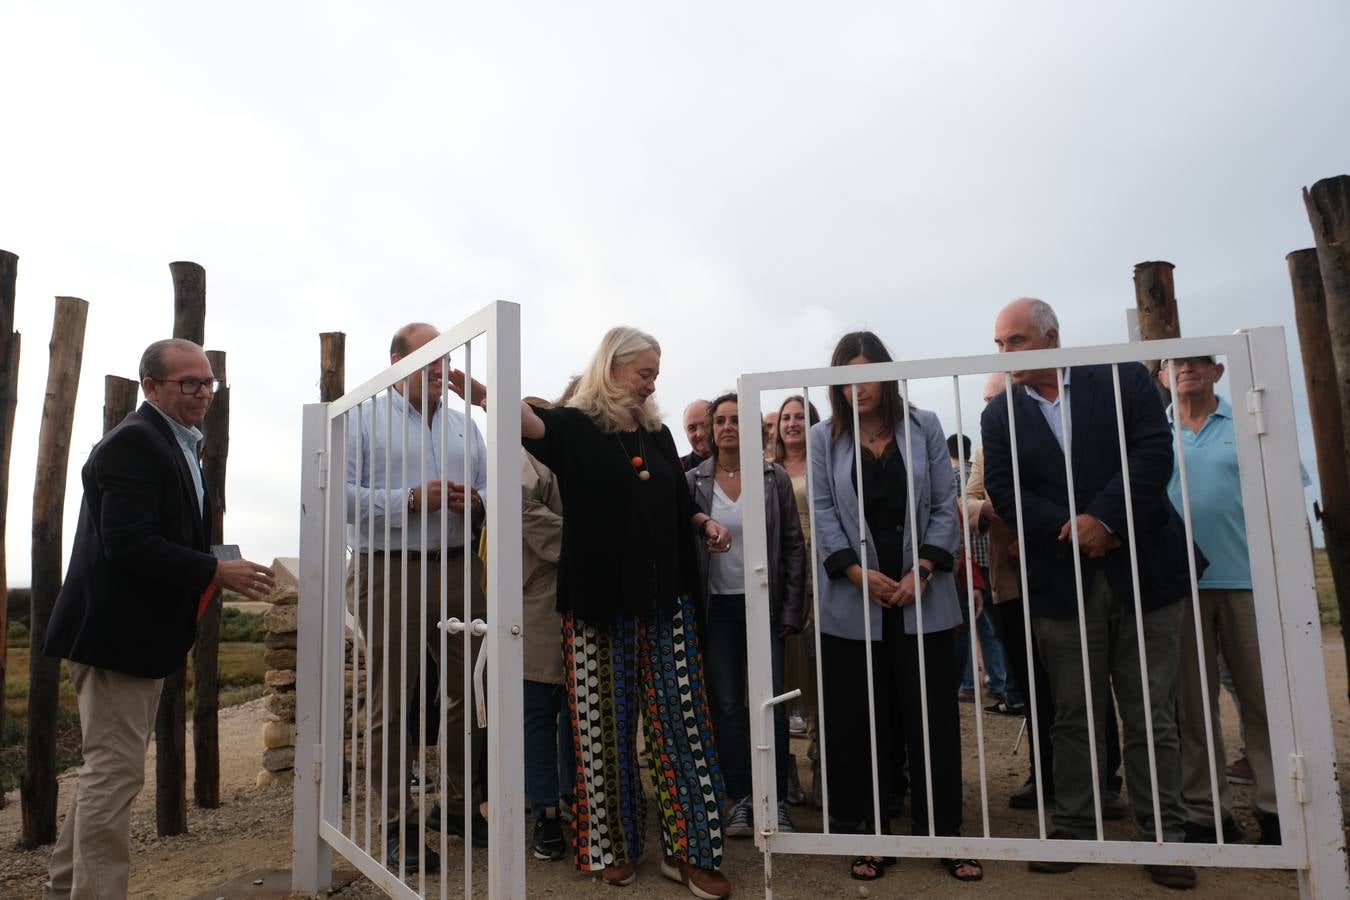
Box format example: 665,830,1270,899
155,378,220,395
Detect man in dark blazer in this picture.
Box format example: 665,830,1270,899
42,338,274,900
980,299,1199,890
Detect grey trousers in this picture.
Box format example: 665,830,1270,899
44,662,164,900
1177,588,1276,823
1033,572,1187,841
353,551,487,824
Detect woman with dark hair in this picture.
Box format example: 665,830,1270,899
688,392,807,839
451,327,734,898
811,331,981,883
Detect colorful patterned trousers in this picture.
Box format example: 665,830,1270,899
563,595,725,873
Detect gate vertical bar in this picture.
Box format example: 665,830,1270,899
486,301,525,899
293,402,334,893
1245,328,1350,898
323,411,349,832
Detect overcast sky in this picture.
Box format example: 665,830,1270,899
2,2,1348,584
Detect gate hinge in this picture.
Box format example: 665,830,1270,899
1290,753,1308,804
315,450,329,490
1246,387,1267,436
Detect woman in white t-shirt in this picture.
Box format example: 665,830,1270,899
687,392,807,841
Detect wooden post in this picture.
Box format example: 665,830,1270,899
1304,177,1350,478
156,261,206,836
193,350,228,809
0,249,19,781
21,297,88,847
103,376,138,433
170,262,207,345
320,332,345,403
1289,248,1350,694
1133,260,1180,401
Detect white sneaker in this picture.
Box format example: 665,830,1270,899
725,796,754,838
776,800,795,833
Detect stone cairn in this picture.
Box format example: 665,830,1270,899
258,557,299,787
257,557,364,790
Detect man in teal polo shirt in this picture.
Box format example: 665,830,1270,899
1162,355,1303,847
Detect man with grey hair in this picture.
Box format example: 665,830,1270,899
346,322,489,872
43,338,276,899
980,298,1199,888
681,399,711,471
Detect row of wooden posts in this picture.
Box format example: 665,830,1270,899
0,175,1349,848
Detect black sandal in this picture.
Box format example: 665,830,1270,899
850,856,889,881
942,858,984,882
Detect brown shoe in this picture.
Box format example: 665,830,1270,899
600,862,637,887
661,856,731,899
1028,830,1082,873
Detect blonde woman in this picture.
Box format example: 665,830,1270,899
452,327,733,898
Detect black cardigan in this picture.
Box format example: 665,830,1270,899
523,405,699,621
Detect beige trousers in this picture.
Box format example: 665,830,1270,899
353,551,486,825
44,662,164,900
1177,588,1276,823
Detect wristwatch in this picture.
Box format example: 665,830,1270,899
917,564,933,584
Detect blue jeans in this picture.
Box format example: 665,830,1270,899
702,594,789,799
523,680,573,819
955,607,1009,695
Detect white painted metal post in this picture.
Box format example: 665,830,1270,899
485,301,526,900
1246,327,1350,899
293,402,334,893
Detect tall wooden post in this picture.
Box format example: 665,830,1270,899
1304,177,1350,477
1289,248,1350,694
0,249,20,777
320,332,345,403
193,350,228,808
156,261,205,836
21,297,88,847
1133,260,1180,401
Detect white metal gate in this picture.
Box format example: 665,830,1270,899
292,301,524,899
737,327,1348,898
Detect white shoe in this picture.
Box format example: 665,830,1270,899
788,713,808,735
724,796,754,838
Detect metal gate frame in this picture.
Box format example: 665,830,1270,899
737,327,1348,899
292,301,524,899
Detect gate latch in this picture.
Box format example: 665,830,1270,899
1246,388,1267,436
1290,753,1308,804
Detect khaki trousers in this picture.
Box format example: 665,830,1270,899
1177,588,1276,823
353,551,486,825
44,662,164,900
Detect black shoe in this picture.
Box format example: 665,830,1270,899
1028,830,1081,873
1009,778,1052,810
1258,814,1281,845
533,810,566,860
386,823,441,874
433,804,490,848
1183,817,1244,844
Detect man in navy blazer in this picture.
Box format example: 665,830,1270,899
42,338,275,900
980,299,1198,889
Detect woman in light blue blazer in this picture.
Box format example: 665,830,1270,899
811,331,981,884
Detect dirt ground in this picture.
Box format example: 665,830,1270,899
2,636,1346,900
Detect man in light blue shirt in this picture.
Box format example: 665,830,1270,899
345,322,490,870
1163,355,1282,846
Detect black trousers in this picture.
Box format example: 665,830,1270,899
820,617,963,836
996,597,1122,792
